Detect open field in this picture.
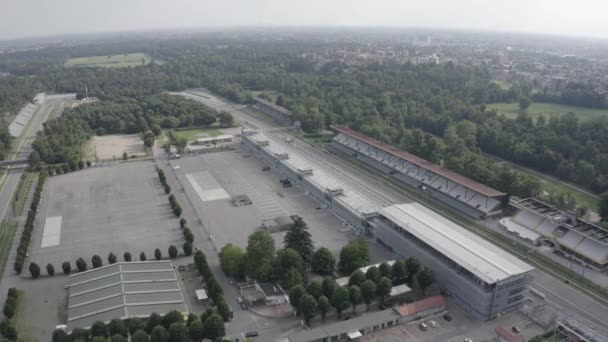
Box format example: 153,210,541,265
487,101,608,122
86,134,145,161
27,161,181,267
12,172,35,217
0,220,17,282
490,80,511,90
64,53,159,68
171,128,224,142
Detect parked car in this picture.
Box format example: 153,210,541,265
512,326,521,333
418,323,428,331
236,296,243,304
245,331,259,337
443,314,453,322
428,320,437,327
240,302,248,310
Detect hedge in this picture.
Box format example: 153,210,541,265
14,171,47,274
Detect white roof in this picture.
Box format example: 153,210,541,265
195,135,233,143
195,289,208,301
347,331,363,339
380,203,533,284
390,284,412,297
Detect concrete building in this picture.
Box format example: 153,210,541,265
501,198,608,271
371,203,534,321
66,261,188,331
330,126,506,218
287,308,402,342
395,295,446,321
252,97,293,126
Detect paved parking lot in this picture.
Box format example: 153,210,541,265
28,161,182,267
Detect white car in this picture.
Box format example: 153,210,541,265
428,320,437,327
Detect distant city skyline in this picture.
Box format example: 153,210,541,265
2,0,608,41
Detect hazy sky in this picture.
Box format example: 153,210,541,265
2,0,608,40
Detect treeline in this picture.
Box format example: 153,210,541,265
32,94,220,165
534,82,608,109
14,171,47,274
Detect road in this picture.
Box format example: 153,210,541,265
178,89,608,338
0,94,75,281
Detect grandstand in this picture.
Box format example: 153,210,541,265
502,198,608,271
252,97,293,126
330,126,506,218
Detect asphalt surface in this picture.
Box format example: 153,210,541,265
178,89,608,338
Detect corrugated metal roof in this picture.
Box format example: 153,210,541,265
380,203,533,284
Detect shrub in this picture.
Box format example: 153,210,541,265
183,241,193,256
123,252,132,262
47,263,55,276
91,255,102,268
179,218,187,228
168,245,178,259
108,252,117,264
154,248,162,261
140,252,147,261
29,262,41,278
62,261,71,274
76,258,87,272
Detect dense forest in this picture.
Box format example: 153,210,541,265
31,94,219,165
1,37,607,202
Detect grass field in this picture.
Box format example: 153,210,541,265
490,80,511,90
12,173,35,217
171,128,223,142
0,220,17,283
487,101,608,122
13,290,34,342
64,53,159,68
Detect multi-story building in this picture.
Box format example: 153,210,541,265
371,203,534,321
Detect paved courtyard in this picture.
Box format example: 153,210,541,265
28,161,182,267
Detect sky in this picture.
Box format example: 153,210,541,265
1,0,608,40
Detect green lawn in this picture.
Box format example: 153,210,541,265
64,53,161,68
12,173,35,217
490,80,511,90
487,101,608,122
171,128,224,143
13,290,35,342
0,220,17,284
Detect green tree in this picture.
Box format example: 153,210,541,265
600,192,608,221
376,276,393,304
124,252,132,262
365,266,381,283
219,243,246,278
29,262,40,278
317,295,330,320
202,313,225,340
52,328,69,342
289,284,306,313
161,310,183,329
311,247,336,276
188,318,204,342
91,255,102,268
150,325,168,342
0,320,17,341
361,280,377,311
331,286,350,318
111,334,127,342
322,277,337,298
91,337,107,342
518,96,532,112
405,257,421,282
131,330,149,342
168,245,178,259
245,230,275,280
283,218,314,263
274,248,303,278
349,285,362,313
128,318,145,335
391,260,406,284
306,280,322,299
90,321,108,337
122,152,128,160
217,111,234,127
284,267,304,289
348,269,366,287
298,294,318,326
379,262,393,280
338,240,369,275
61,261,71,274
108,318,127,337
168,323,188,342
46,263,55,276
3,297,16,318
154,248,162,260
108,252,117,264
417,266,435,295
140,252,147,261
183,241,193,256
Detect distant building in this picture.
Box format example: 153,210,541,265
194,134,233,146
252,97,293,126
371,203,534,321
395,295,446,321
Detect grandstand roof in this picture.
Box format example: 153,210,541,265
331,125,505,198
380,203,533,284
67,261,187,331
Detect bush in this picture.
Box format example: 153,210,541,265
173,204,182,217
0,319,17,341
7,288,17,299
124,252,132,262
76,257,87,272
3,297,16,319
86,160,92,167
47,263,55,276
91,255,102,268
108,252,117,264
179,218,187,228
183,241,193,256
183,228,194,244
78,160,84,169
62,261,71,274
164,184,171,194
29,262,41,278
154,248,162,261
140,252,147,261
168,245,178,259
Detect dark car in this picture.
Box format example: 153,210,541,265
443,314,453,322
240,302,247,310
245,331,259,337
